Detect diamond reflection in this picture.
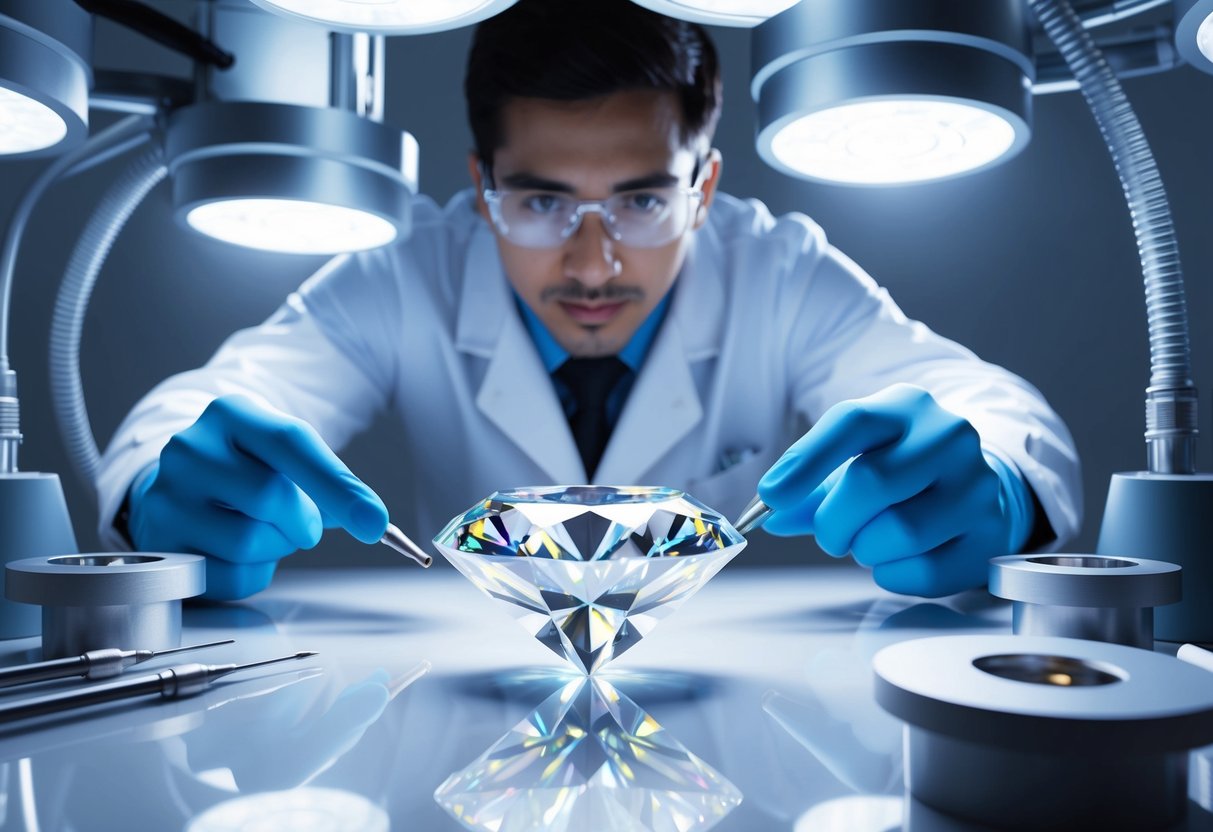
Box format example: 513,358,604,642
434,676,742,832
433,486,746,674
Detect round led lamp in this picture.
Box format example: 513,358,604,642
0,0,91,158
751,0,1033,186
629,0,801,28
166,101,418,255
247,0,518,35
1176,0,1213,75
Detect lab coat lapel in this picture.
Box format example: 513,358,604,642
457,226,585,484
592,232,723,486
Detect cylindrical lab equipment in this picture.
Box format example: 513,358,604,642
6,553,205,658
874,635,1213,831
0,473,77,638
1097,471,1213,642
989,553,1181,648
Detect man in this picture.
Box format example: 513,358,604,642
98,0,1080,600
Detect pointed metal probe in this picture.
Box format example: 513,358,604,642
0,651,319,724
0,638,235,688
734,495,774,536
380,522,432,568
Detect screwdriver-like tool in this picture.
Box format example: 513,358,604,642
0,639,236,689
0,651,318,724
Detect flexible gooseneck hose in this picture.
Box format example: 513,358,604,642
0,115,154,474
49,142,167,498
1031,0,1198,474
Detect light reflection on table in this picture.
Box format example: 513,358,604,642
0,566,1209,831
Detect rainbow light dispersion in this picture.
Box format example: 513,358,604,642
433,486,746,674
434,676,742,832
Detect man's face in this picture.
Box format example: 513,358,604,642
470,90,721,358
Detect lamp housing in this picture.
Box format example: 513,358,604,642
751,0,1034,186
166,101,418,255
246,0,519,35
1175,0,1213,74
628,0,801,27
0,0,91,158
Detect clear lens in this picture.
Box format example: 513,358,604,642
252,0,511,33
769,99,1019,185
0,86,68,155
187,198,398,254
487,188,697,249
1199,12,1213,63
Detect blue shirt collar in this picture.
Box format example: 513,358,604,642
518,293,670,374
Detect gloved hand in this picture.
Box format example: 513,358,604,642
757,384,1034,597
127,394,389,600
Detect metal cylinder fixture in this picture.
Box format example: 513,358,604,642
6,553,205,658
874,635,1213,831
989,553,1180,648
750,0,1034,185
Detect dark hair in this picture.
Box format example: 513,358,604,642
465,0,722,165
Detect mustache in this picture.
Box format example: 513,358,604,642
540,285,645,303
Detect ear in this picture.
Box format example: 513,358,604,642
691,148,724,230
468,152,493,224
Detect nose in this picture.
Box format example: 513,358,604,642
563,212,621,288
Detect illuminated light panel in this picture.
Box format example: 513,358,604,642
188,787,388,832
0,86,68,155
769,99,1020,186
186,198,398,254
794,795,904,832
435,676,742,832
632,0,799,26
250,0,517,33
1200,12,1213,62
433,486,745,674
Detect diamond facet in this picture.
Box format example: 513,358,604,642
433,486,746,674
434,676,743,832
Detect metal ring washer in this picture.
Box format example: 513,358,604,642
989,553,1181,648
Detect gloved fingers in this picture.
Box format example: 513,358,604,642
201,558,279,601
811,435,951,556
180,504,299,565
850,482,995,567
206,396,389,543
758,387,924,510
159,434,324,551
211,465,323,551
760,461,849,540
870,536,995,598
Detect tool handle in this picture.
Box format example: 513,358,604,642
0,672,164,723
0,656,88,688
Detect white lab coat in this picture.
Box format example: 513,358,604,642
96,190,1081,552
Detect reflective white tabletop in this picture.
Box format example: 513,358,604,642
0,565,1209,832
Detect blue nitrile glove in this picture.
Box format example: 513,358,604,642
127,394,389,600
757,384,1034,598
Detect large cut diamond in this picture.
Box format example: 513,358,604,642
434,676,743,832
433,486,746,674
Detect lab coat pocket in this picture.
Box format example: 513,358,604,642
685,447,774,522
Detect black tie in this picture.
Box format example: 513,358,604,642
554,356,629,480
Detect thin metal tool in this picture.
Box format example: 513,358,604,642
0,651,318,725
734,495,773,536
380,523,432,568
0,638,235,689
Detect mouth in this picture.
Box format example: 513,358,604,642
559,300,629,326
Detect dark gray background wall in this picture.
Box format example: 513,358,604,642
2,7,1212,571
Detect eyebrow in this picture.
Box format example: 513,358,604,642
496,170,682,193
